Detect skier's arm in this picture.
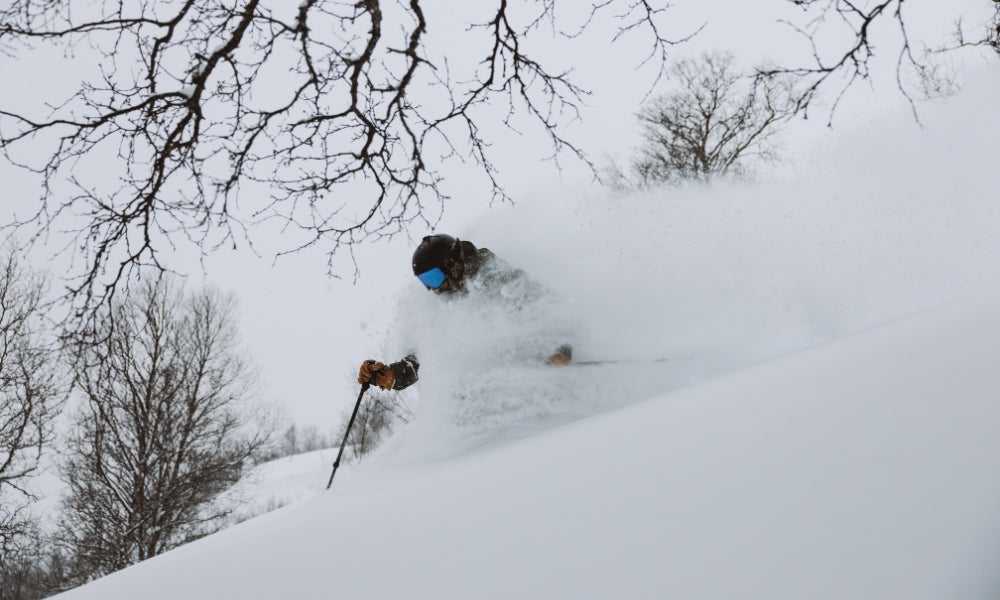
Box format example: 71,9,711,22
358,355,420,391
388,354,420,390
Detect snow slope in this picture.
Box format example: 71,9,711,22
52,294,1000,600
43,39,1000,600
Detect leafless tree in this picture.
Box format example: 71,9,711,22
258,423,335,462
0,248,63,564
0,0,688,333
57,278,276,580
624,51,798,186
281,424,299,457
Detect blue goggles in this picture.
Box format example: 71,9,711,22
416,267,447,289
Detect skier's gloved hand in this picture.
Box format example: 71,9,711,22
547,345,572,366
358,360,395,390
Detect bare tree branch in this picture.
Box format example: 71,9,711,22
757,0,998,125
933,5,1000,56
568,0,706,97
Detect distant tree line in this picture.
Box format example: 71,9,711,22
336,388,414,464
258,424,339,464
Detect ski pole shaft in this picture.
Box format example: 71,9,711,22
326,382,370,490
570,357,673,366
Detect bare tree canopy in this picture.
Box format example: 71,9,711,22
625,51,798,186
58,278,275,579
0,248,63,560
0,0,685,330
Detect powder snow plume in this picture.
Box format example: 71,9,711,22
371,74,1000,462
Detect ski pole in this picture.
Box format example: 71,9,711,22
326,381,371,490
570,357,672,366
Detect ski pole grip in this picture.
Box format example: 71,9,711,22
364,359,382,386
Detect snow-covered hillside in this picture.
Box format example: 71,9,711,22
42,64,1000,600
52,293,1000,600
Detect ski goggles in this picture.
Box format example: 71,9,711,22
416,267,447,290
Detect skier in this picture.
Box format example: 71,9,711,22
357,234,573,391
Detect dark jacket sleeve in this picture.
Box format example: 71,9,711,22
389,354,419,390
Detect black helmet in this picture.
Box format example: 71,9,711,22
412,234,461,290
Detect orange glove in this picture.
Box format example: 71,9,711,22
358,360,395,390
